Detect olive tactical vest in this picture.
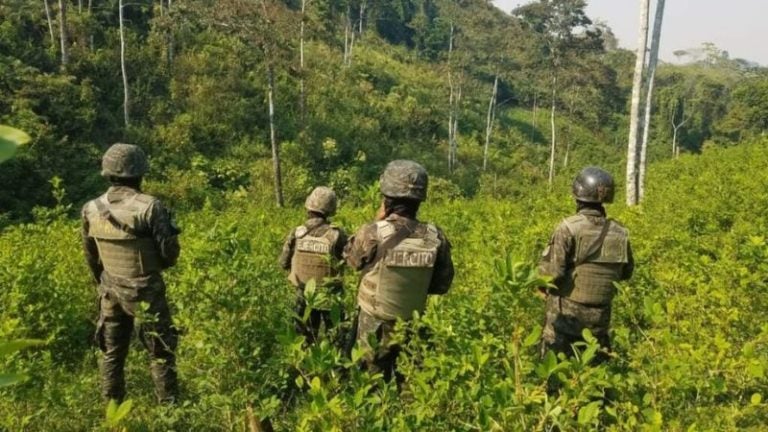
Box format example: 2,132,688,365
562,214,629,305
84,191,162,278
358,221,440,321
289,224,340,287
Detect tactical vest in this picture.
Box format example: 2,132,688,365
561,214,629,305
358,221,440,321
85,191,162,279
289,224,339,287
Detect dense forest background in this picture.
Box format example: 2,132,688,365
2,0,767,220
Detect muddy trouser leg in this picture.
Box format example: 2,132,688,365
98,295,134,402
139,294,179,404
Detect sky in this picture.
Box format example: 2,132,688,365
492,0,768,66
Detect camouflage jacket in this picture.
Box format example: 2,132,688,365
81,186,180,286
344,213,454,295
538,208,634,293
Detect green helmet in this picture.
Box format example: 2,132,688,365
572,166,615,203
101,143,149,178
380,160,428,201
305,186,338,216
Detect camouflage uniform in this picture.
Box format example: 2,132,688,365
345,160,454,382
82,144,181,403
538,171,634,360
279,216,347,342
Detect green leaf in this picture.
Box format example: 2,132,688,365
0,125,31,163
105,399,133,427
523,325,542,347
0,373,28,388
577,401,601,425
751,393,762,405
0,339,46,358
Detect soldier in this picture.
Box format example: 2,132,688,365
538,166,634,362
345,160,454,383
279,186,347,343
82,143,181,403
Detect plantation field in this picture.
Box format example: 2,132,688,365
2,141,768,431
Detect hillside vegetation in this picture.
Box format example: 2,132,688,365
2,139,767,430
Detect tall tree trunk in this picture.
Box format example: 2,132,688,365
563,92,576,168
43,0,56,44
483,74,499,171
78,0,82,13
548,74,557,186
358,0,366,34
267,64,284,207
119,0,130,127
638,0,666,202
58,0,69,67
299,0,306,127
343,8,350,65
446,22,454,173
531,93,537,144
626,0,650,206
347,13,355,66
88,0,94,51
166,0,174,67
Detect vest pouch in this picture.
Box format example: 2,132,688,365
96,238,162,278
290,233,334,286
359,236,438,321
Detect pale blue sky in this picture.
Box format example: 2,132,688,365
492,0,768,65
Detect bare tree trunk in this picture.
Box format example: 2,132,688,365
347,13,355,66
58,0,69,67
483,74,499,171
88,0,94,51
267,64,284,207
447,22,454,173
563,92,576,168
671,108,688,159
119,0,130,127
531,93,538,144
638,0,666,202
450,85,462,172
548,74,557,186
43,0,56,44
166,0,174,67
358,1,366,34
299,0,307,127
626,0,650,206
78,0,82,13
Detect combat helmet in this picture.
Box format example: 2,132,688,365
572,166,615,203
101,143,149,178
305,186,338,216
380,160,428,201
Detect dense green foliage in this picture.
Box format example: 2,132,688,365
2,0,768,429
2,0,766,220
2,140,767,430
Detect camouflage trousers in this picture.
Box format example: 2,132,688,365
356,310,404,384
95,273,179,403
541,295,611,362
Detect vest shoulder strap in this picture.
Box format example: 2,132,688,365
93,196,139,237
575,219,613,266
364,220,416,274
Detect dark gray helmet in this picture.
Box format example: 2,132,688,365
572,166,615,203
305,186,338,216
101,143,149,178
380,160,428,201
